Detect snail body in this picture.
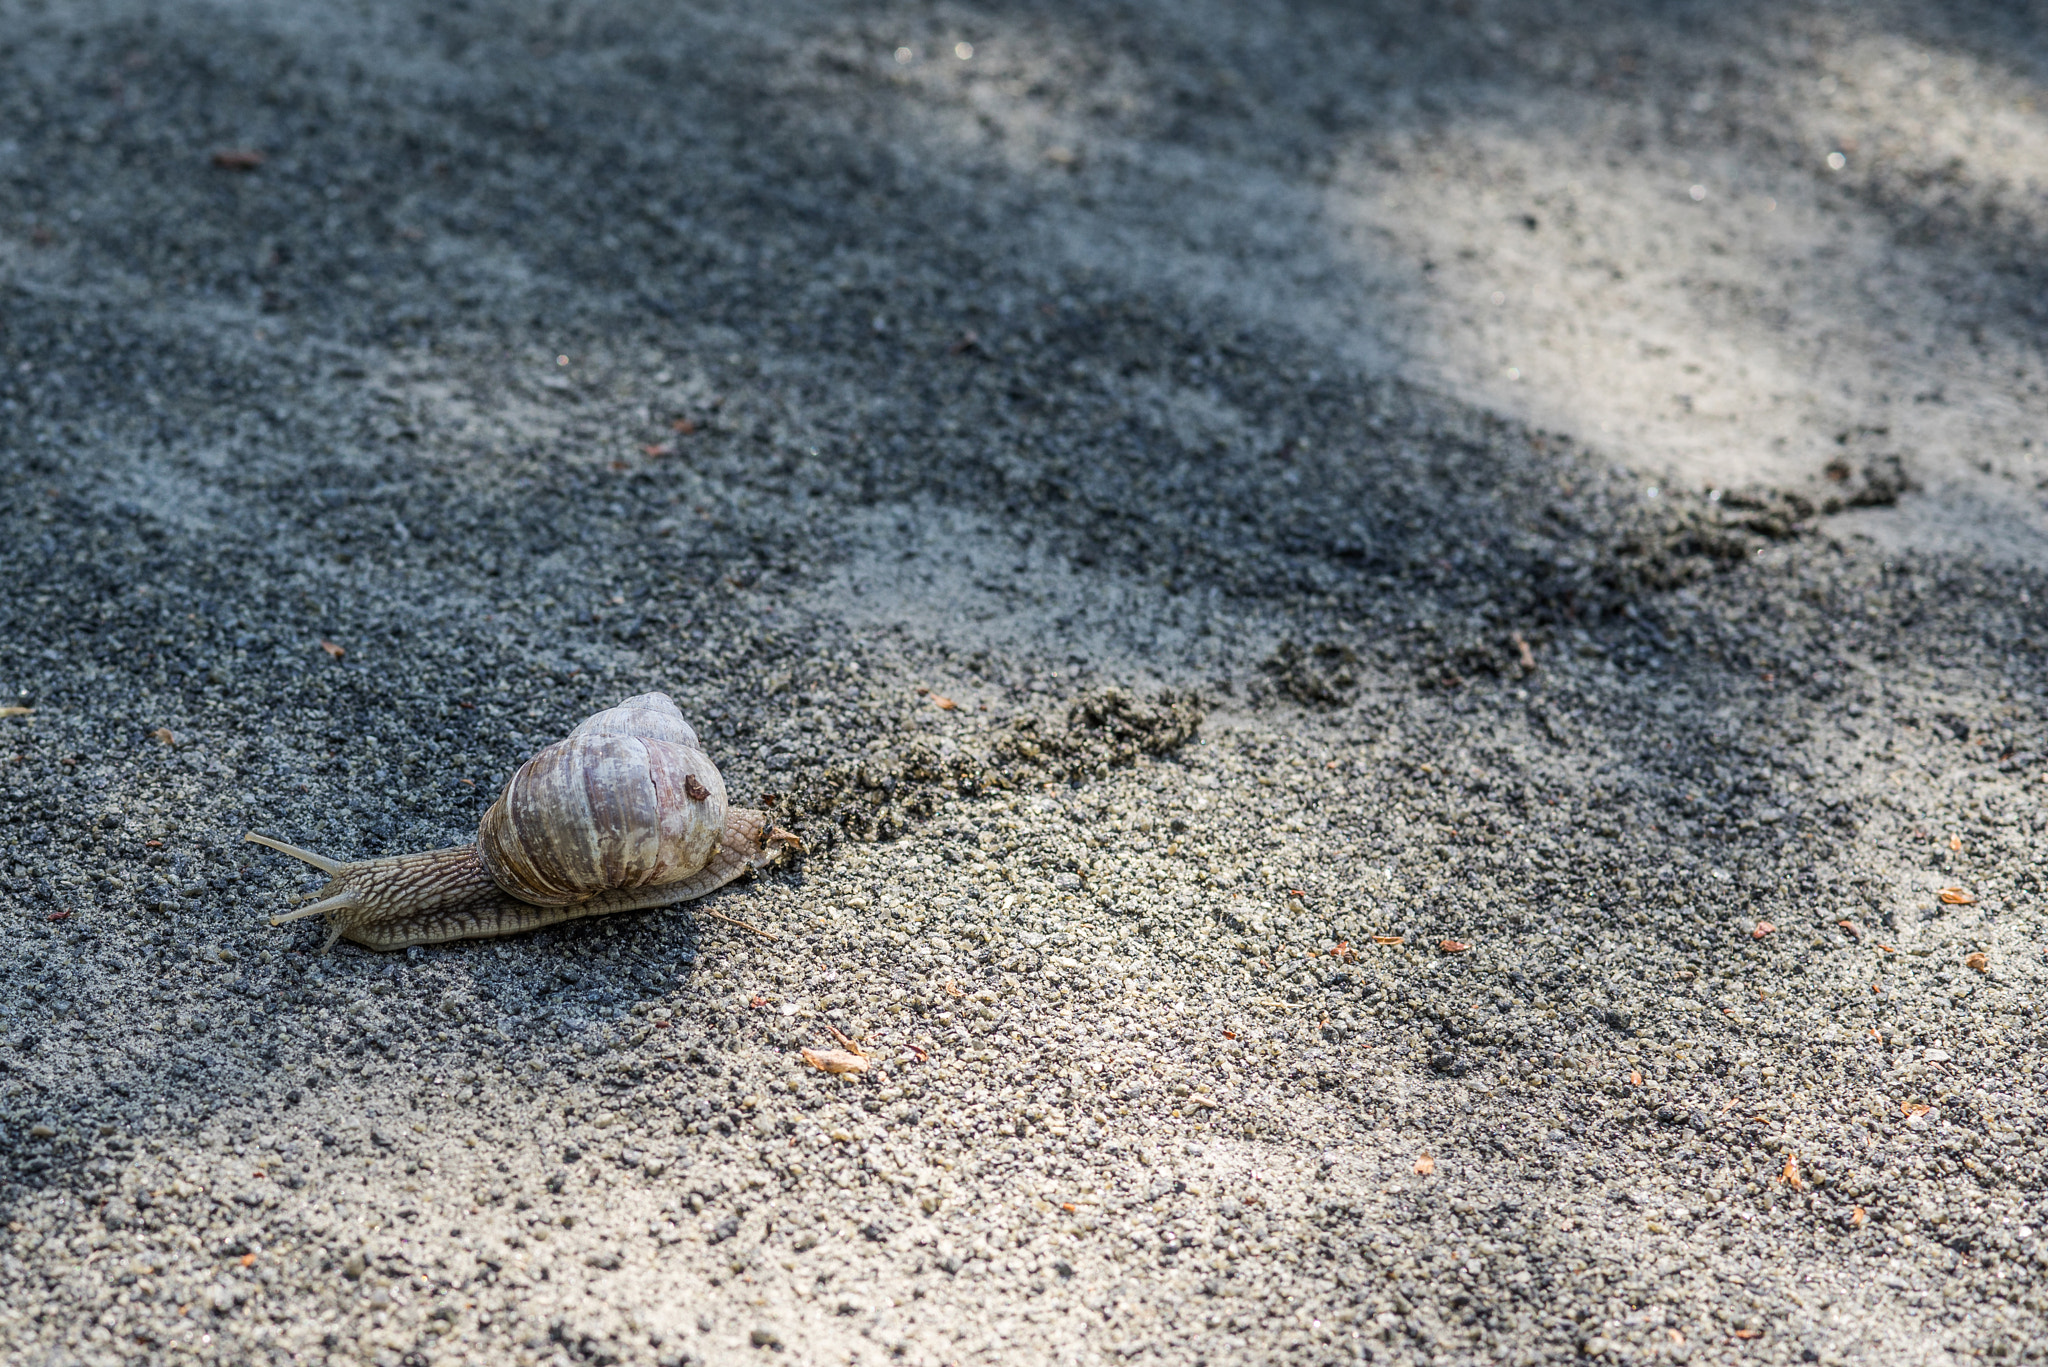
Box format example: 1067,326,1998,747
246,694,798,951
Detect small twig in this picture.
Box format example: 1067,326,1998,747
695,907,778,940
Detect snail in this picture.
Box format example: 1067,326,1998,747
244,693,800,951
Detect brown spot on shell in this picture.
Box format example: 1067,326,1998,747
684,774,710,802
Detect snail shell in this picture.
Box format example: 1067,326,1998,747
478,693,728,906
243,693,797,951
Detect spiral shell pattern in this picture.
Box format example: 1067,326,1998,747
476,693,727,906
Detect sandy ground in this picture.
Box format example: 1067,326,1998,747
5,2,2048,1365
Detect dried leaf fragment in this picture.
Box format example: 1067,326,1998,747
318,640,345,660
699,905,780,944
1413,1153,1435,1176
1836,919,1860,938
1965,952,1988,974
639,442,674,458
1751,922,1776,940
1371,935,1404,946
0,706,30,719
211,148,264,170
1628,1070,1643,1087
1186,1094,1219,1111
1902,1101,1930,1118
1850,1206,1867,1228
151,727,176,745
801,1049,869,1076
1939,887,1976,905
930,694,957,711
1781,1153,1803,1190
1438,939,1470,954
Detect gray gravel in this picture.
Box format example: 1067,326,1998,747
5,2,2048,1365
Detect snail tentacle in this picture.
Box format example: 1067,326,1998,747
269,895,361,953
242,832,346,876
269,892,360,925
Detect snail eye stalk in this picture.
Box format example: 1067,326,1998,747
243,831,345,875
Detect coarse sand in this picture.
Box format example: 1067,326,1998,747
4,3,2048,1365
